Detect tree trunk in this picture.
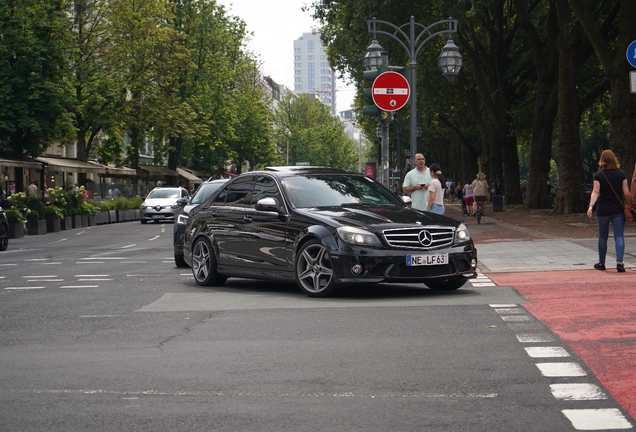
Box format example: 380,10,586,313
129,126,140,169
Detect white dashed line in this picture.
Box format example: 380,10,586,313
60,285,98,289
516,333,556,343
495,308,526,315
121,244,137,249
536,363,587,377
0,264,18,267
77,279,112,281
27,279,63,282
80,257,125,260
525,346,570,358
75,275,109,277
25,259,48,262
4,286,45,290
489,304,518,308
550,384,607,401
562,409,632,430
23,275,57,278
148,236,160,241
500,315,532,322
76,262,104,264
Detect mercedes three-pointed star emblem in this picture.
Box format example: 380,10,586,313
418,230,433,246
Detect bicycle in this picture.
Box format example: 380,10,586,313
474,195,487,225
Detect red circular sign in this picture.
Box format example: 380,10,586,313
371,71,410,112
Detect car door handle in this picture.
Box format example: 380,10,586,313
243,215,252,223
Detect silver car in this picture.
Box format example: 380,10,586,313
140,187,189,224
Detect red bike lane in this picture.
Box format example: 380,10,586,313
489,270,636,421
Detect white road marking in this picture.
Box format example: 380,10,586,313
489,304,517,308
161,228,165,233
550,384,606,400
80,315,117,318
75,275,109,277
0,276,4,279
125,261,148,264
77,279,112,281
23,275,57,278
516,333,556,343
76,230,87,235
148,236,160,241
27,279,63,282
501,315,532,321
42,262,62,265
121,244,136,249
471,282,496,286
19,388,497,399
525,347,570,358
4,286,45,290
536,363,587,377
0,264,18,266
180,273,191,276
76,262,104,264
60,285,98,289
562,409,632,430
51,238,67,243
495,308,526,314
80,257,125,260
25,259,48,261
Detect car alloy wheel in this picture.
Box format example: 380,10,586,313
192,237,226,286
295,240,336,297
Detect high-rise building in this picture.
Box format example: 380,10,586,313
293,31,337,115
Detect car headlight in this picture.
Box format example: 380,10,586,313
455,223,471,242
337,226,382,247
177,213,189,225
140,205,147,210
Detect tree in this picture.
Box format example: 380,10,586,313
0,0,73,161
274,94,357,170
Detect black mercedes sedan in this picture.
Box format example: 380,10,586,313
183,167,477,297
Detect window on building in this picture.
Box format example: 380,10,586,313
295,48,302,53
308,40,314,53
294,55,302,61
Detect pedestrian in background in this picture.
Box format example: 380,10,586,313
27,180,37,196
472,172,490,216
463,180,474,216
587,149,631,272
631,162,636,207
402,153,432,211
426,163,445,215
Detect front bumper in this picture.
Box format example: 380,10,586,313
328,243,477,284
141,208,178,222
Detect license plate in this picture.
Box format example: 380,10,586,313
406,254,448,266
152,215,164,219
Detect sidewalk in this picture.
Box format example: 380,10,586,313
444,203,636,274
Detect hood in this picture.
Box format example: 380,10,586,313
296,205,457,230
143,198,178,206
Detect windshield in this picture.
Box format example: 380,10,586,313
147,189,180,199
281,175,404,208
191,183,225,204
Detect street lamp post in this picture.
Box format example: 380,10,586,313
367,16,463,162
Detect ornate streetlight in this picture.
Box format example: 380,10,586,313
367,16,462,162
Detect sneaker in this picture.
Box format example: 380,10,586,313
594,263,606,271
617,262,625,273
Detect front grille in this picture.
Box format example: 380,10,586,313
394,263,454,277
382,226,455,249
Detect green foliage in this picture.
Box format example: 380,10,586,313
5,209,23,224
26,194,45,220
43,205,65,220
25,209,39,221
7,192,27,211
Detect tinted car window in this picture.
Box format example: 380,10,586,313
214,176,253,208
191,182,226,205
147,188,182,199
250,176,283,208
281,174,403,208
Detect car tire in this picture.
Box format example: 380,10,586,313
192,237,226,286
174,254,188,268
0,223,8,251
140,219,147,224
295,239,337,297
425,278,467,291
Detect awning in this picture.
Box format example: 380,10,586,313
36,156,106,174
0,157,42,169
137,165,179,177
177,167,203,183
99,165,137,176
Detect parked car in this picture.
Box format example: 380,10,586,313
173,179,228,267
140,187,189,224
0,208,8,251
183,167,477,297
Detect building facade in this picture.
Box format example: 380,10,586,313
293,32,337,115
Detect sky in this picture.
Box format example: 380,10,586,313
216,0,356,113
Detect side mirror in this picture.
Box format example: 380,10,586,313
401,196,412,207
255,197,280,213
176,197,188,207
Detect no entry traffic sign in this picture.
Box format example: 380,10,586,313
372,71,410,112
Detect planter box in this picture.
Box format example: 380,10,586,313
62,216,73,230
108,210,116,223
134,209,140,220
26,220,47,235
72,215,82,228
46,218,62,233
8,223,24,239
81,215,89,227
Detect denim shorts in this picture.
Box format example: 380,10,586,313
429,203,445,215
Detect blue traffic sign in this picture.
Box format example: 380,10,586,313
627,40,636,68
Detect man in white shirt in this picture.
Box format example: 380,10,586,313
402,153,432,211
27,180,37,196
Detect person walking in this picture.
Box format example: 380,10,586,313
425,163,445,215
586,149,631,272
27,180,37,196
472,172,490,216
631,162,636,207
463,180,474,216
402,153,432,211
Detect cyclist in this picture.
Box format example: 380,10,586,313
472,172,490,218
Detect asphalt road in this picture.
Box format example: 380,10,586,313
0,222,629,431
